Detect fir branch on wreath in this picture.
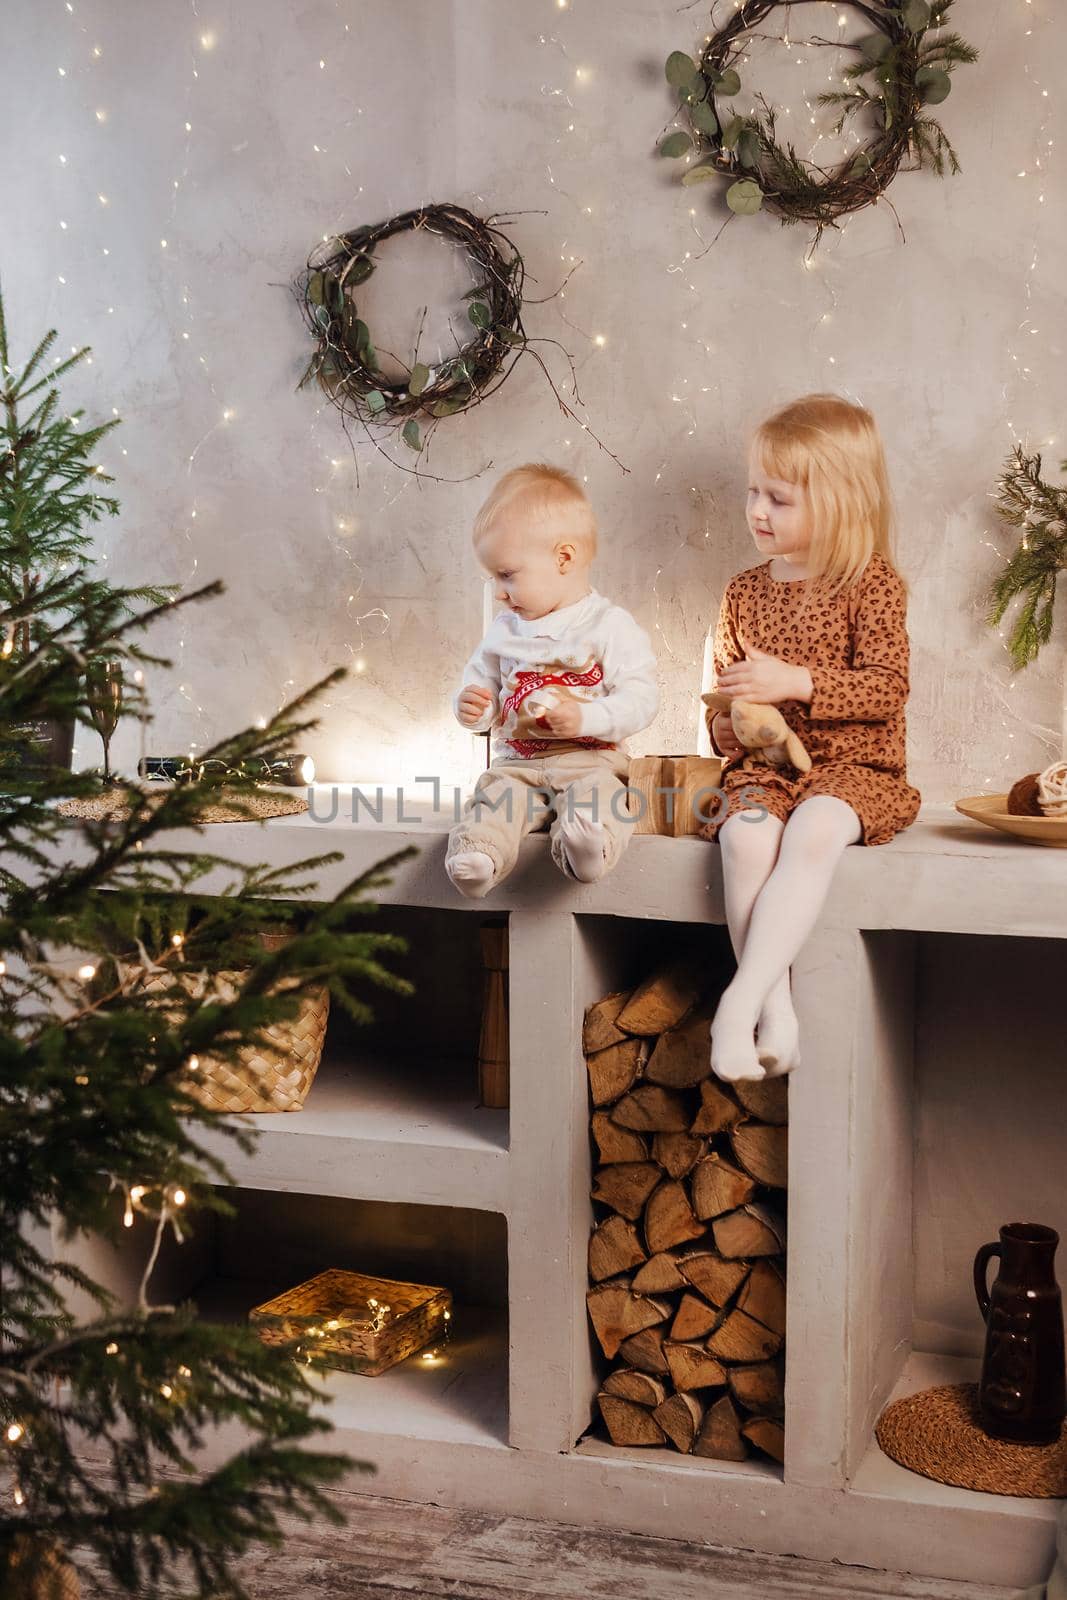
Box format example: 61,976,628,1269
988,446,1067,672
659,0,977,241
293,202,626,476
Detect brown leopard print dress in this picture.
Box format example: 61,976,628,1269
701,553,921,847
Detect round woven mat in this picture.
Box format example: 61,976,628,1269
57,787,308,824
876,1383,1067,1498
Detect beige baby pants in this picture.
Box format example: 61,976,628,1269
446,747,633,895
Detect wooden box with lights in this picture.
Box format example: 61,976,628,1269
627,755,723,837
250,1268,453,1376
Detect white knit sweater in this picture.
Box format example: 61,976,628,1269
454,589,659,761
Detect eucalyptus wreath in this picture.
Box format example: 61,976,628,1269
294,201,623,474
988,447,1067,672
295,203,533,458
659,0,977,236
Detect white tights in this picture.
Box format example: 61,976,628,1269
711,794,861,1083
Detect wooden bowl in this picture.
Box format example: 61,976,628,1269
955,794,1067,848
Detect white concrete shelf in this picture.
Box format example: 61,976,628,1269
191,1047,509,1213
852,1351,1060,1525
49,800,1067,1590
573,1434,782,1482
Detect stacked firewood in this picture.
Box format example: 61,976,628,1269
584,959,787,1464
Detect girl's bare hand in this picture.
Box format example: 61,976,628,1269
716,641,811,705
711,710,744,757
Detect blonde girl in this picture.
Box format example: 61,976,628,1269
704,394,920,1084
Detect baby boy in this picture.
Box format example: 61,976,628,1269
446,463,658,898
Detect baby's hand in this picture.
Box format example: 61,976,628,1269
543,702,584,738
458,685,494,727
711,710,744,758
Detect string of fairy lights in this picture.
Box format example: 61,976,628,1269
20,0,1062,789
977,0,1064,779
46,2,396,778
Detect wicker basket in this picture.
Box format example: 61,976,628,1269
4,1539,81,1600
135,932,329,1114
250,1269,452,1376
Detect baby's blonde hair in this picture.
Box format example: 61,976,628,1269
751,393,898,593
473,463,598,559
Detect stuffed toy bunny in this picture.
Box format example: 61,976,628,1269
702,690,812,775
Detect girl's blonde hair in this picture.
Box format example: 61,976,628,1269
750,394,898,593
473,463,597,558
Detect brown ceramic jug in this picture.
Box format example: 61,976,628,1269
973,1222,1066,1445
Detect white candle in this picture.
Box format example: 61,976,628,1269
697,622,716,757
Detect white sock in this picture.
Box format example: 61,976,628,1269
710,989,765,1083
559,814,609,883
715,796,860,1078
447,850,496,898
756,975,801,1077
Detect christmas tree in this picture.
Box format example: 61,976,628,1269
1,282,171,770
1,297,414,1597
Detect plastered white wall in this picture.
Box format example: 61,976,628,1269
2,0,1064,800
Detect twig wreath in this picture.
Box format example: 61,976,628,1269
988,447,1067,672
294,202,623,474
660,0,977,238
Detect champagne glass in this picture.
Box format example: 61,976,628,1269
84,659,123,787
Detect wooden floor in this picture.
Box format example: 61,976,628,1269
82,1489,1028,1598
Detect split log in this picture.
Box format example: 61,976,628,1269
586,1283,671,1360
592,1162,661,1221
693,1394,747,1461
602,1368,667,1407
612,1084,690,1133
677,1250,748,1308
712,1203,787,1259
587,1037,646,1108
597,1393,667,1447
670,1292,719,1343
631,1252,687,1295
645,1006,715,1090
727,1359,785,1417
588,1215,646,1283
735,1259,786,1338
583,991,631,1054
706,1306,783,1364
664,1341,727,1392
730,1122,788,1189
651,1131,705,1180
615,959,702,1036
741,1416,785,1463
653,1390,705,1453
617,1325,669,1375
644,1179,705,1255
691,1152,757,1220
591,1110,648,1166
734,1076,789,1126
691,1077,745,1135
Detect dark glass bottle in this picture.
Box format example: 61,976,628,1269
974,1222,1066,1445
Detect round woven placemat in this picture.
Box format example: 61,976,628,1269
876,1383,1067,1498
57,787,308,824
